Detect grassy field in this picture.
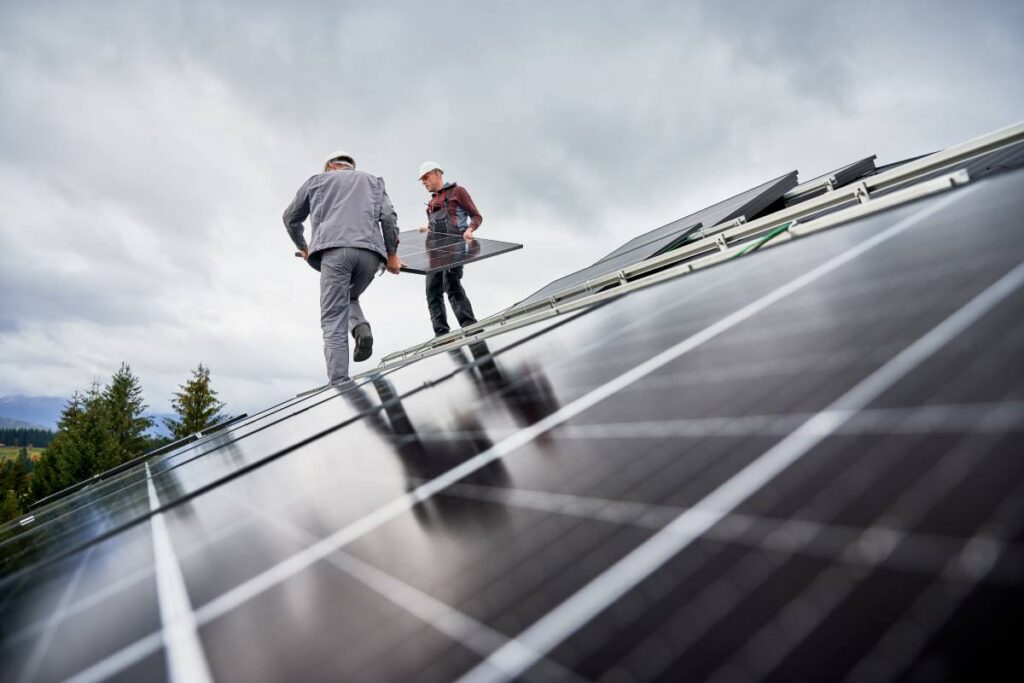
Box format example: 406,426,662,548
0,446,43,463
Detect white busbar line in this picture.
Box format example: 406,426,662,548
145,464,213,683
247,502,587,683
195,184,970,638
456,255,1024,683
65,185,971,683
194,185,973,638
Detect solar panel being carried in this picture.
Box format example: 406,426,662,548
2,124,1023,683
397,230,523,275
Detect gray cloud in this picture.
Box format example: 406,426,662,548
1,0,1022,412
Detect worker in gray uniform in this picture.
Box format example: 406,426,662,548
284,151,402,386
417,161,483,336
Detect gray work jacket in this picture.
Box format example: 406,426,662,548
283,169,400,271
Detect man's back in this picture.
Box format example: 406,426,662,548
283,169,399,270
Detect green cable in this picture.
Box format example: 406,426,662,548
734,221,793,259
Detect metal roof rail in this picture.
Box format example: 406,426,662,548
380,121,1021,366
376,168,970,369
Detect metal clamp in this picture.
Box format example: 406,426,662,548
715,234,729,251
694,216,741,241
853,181,871,204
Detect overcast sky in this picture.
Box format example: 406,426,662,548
2,0,1022,415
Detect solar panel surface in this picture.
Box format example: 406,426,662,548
2,167,1023,682
397,230,523,275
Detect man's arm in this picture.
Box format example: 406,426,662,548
378,180,402,274
283,179,312,253
456,186,483,238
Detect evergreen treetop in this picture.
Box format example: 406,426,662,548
164,363,229,440
54,382,119,483
12,361,230,524
104,363,154,464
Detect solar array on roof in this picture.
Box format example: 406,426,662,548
873,137,1024,194
518,170,798,306
783,155,877,206
1,122,1023,682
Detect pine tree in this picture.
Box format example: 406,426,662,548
0,446,34,523
50,384,118,487
32,392,85,499
30,448,62,501
56,391,85,434
12,446,30,493
0,460,18,498
104,363,154,465
17,444,33,475
79,383,120,473
0,489,21,524
164,364,229,440
25,364,155,505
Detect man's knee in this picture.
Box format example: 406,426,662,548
321,313,346,335
445,280,467,298
425,275,444,297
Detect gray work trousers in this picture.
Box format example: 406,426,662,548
320,247,380,385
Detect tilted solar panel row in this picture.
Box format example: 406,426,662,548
519,171,798,305
2,156,1023,681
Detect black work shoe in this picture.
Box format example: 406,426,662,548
352,323,373,362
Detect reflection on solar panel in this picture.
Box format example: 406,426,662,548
2,124,1024,682
397,230,523,275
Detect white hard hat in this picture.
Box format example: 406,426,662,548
324,151,356,169
418,161,443,179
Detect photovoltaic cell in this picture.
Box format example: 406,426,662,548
1,165,1022,682
397,230,523,275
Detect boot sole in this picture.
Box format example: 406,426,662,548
353,335,373,362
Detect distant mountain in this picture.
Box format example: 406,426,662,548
0,395,66,431
0,416,49,430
